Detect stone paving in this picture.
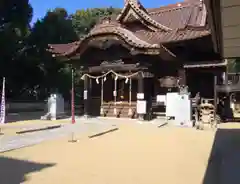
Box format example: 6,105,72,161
0,118,116,153
0,117,167,153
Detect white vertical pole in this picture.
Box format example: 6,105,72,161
0,77,5,149
128,78,132,116
0,77,5,134
114,77,117,115
100,77,104,115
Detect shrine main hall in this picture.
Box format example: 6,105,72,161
48,0,225,120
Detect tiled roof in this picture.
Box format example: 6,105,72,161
48,42,80,55
132,0,209,43
134,28,210,44
89,24,161,48
148,1,207,29
48,0,210,56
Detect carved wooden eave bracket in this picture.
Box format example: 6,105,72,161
158,76,179,88
116,0,172,32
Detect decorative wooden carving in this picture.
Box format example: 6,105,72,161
158,76,178,88
101,59,124,66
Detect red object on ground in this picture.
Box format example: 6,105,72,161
71,89,75,124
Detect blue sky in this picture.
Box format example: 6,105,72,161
29,0,180,23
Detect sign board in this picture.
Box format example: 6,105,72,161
156,95,166,104
83,90,88,100
137,100,146,114
48,93,65,120
49,94,56,120
166,92,179,117
174,94,192,127
137,93,144,100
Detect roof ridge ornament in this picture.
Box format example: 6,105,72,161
117,0,172,32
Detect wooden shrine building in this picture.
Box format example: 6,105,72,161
48,0,226,120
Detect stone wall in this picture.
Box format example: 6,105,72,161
5,100,84,114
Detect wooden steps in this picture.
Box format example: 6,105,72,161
101,102,137,119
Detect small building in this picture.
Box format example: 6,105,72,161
48,0,226,120
205,0,240,58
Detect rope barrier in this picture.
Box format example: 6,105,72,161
81,70,143,80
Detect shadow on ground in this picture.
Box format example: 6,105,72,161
6,111,44,123
0,156,55,184
203,128,240,184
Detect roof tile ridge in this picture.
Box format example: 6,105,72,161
116,0,131,21
199,2,207,26
177,25,210,32
116,0,172,31
148,1,202,15
183,5,194,29
91,21,122,32
149,5,189,15
127,0,172,31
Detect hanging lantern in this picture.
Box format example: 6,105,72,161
115,75,118,81
104,76,107,81
125,77,129,84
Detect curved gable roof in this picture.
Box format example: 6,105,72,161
48,0,210,57
116,0,172,31
48,22,163,57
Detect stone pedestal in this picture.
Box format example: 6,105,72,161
47,93,64,120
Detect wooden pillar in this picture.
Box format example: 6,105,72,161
83,75,89,117
138,73,144,94
137,72,145,120
178,69,186,86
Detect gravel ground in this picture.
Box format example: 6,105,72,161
1,122,240,184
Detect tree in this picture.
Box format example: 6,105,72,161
0,0,33,98
71,7,121,37
227,58,240,73
0,5,121,100
26,8,78,99
26,7,121,99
